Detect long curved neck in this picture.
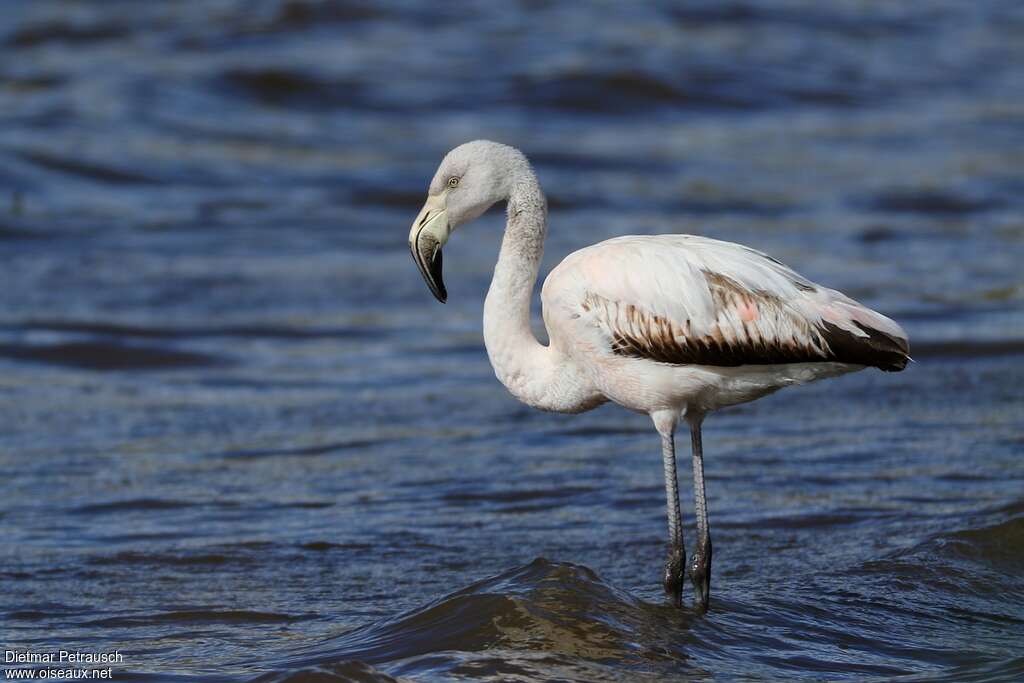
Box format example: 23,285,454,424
482,169,596,413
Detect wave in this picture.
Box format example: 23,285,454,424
257,558,693,682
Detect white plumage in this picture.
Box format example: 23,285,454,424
409,140,909,612
541,234,906,414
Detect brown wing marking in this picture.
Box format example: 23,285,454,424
585,271,907,370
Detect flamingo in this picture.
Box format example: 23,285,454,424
408,140,909,612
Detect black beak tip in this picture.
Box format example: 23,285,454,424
412,236,448,304
427,243,447,303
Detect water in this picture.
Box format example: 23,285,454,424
2,1,1023,680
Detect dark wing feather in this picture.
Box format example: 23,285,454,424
586,270,908,371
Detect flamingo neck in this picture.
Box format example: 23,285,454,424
482,170,598,413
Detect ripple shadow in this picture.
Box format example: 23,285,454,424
0,340,225,370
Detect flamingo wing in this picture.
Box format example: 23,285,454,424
544,235,909,371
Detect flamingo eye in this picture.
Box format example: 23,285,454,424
447,176,460,189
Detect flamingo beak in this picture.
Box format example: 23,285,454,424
409,193,450,303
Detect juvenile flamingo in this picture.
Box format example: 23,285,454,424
408,140,909,611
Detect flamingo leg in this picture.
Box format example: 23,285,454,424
660,428,686,607
689,416,713,612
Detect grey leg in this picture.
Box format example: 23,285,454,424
660,429,686,607
689,416,713,612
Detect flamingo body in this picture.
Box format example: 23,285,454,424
408,140,909,611
540,234,907,416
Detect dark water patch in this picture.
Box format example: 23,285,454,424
936,471,995,482
269,500,335,510
856,224,903,243
374,532,449,552
776,84,866,107
102,532,196,544
134,110,305,151
979,285,1021,303
394,477,492,494
300,541,374,552
6,610,51,621
4,566,107,581
864,190,1005,215
197,377,352,391
219,68,365,109
5,319,383,341
535,191,798,215
13,149,161,185
529,150,678,174
442,486,595,505
495,503,571,515
723,508,887,530
89,551,239,567
0,73,65,93
672,197,798,216
547,425,651,438
0,221,44,240
0,340,226,370
511,70,754,113
667,3,926,37
210,439,387,460
0,212,117,238
72,499,198,515
86,610,310,628
945,605,1024,628
226,541,276,551
267,0,385,29
7,20,126,48
4,602,92,619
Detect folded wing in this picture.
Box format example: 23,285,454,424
545,235,909,371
